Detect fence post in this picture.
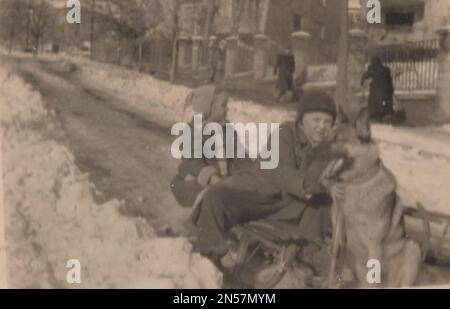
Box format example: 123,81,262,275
253,34,269,80
177,37,188,69
192,36,202,73
225,36,238,78
291,31,311,80
436,25,450,118
348,29,368,94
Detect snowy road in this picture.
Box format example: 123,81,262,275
4,56,190,237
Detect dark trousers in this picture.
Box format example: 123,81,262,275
190,174,332,258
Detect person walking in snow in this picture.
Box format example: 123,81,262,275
361,57,395,122
209,39,226,83
274,46,296,102
170,85,252,208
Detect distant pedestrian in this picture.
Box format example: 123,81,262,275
361,57,395,121
292,68,307,103
209,39,226,83
274,46,296,102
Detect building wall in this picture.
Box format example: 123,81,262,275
264,0,340,64
368,0,450,45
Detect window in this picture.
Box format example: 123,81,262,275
386,12,415,27
293,14,303,31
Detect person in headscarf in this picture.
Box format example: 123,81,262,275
170,85,251,208
274,46,296,102
361,57,395,121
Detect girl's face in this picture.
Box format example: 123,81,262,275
208,93,228,123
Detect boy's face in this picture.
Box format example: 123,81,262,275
300,111,334,146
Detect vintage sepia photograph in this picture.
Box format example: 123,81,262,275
1,0,450,291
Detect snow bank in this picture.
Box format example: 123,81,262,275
0,65,221,288
61,56,191,126
372,125,450,159
64,56,296,126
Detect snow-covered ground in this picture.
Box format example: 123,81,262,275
373,125,450,215
0,64,221,288
67,56,450,217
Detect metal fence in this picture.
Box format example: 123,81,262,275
267,40,279,72
199,44,211,71
234,42,254,77
92,37,173,74
146,38,173,73
366,39,440,91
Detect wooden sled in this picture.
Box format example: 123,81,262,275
221,202,450,289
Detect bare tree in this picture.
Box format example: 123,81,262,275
105,0,163,69
27,0,54,54
169,0,181,82
335,0,349,112
201,0,221,42
90,0,96,59
231,0,247,37
198,0,221,73
0,0,28,53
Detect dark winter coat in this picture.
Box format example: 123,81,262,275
361,63,395,118
275,52,296,93
190,122,333,257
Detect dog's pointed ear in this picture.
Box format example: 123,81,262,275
355,107,372,143
336,103,350,124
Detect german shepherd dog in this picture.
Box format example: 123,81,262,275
314,103,422,288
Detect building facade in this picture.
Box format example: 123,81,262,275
368,0,450,45
178,0,342,64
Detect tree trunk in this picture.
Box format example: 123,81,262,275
200,0,219,74
90,0,96,59
25,14,30,50
170,39,178,82
138,38,143,72
117,35,122,65
34,34,40,55
335,0,349,113
8,28,14,54
202,1,215,44
231,0,246,37
159,41,163,71
170,1,180,83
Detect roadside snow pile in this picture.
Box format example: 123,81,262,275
0,65,221,288
67,56,295,126
65,57,191,125
373,124,450,215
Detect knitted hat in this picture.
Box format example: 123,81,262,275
297,90,337,123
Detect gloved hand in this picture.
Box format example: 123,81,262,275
319,159,346,201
